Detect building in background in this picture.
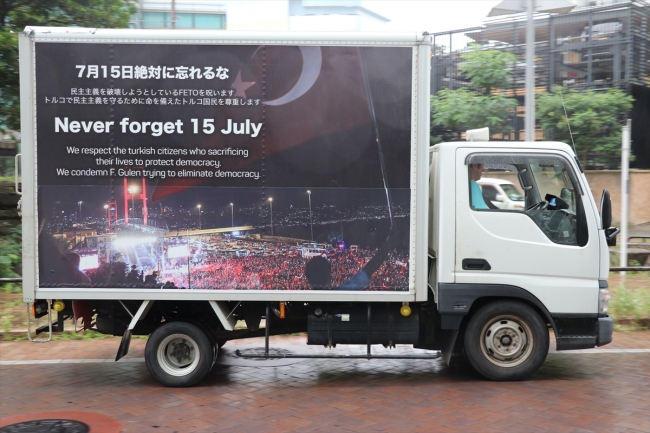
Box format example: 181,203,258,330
131,0,388,31
287,0,388,31
130,1,227,29
431,1,649,168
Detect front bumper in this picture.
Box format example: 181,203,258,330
555,315,614,350
597,316,614,347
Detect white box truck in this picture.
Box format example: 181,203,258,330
17,27,616,387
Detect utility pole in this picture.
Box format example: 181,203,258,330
525,0,535,142
620,119,631,276
488,0,575,142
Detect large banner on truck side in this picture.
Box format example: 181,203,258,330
33,41,414,293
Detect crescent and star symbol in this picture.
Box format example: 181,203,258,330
230,71,256,98
229,46,323,104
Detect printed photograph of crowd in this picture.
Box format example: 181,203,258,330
176,234,408,291
48,233,409,292
38,186,412,292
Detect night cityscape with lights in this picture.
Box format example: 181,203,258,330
38,184,411,291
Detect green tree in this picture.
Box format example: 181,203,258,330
537,88,633,167
459,44,516,95
431,44,518,141
0,0,136,131
0,225,21,292
431,89,518,135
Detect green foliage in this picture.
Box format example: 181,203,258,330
627,259,643,275
2,0,136,28
2,316,11,334
431,88,518,135
0,0,137,131
459,44,517,95
430,46,518,141
0,225,21,293
536,88,634,167
608,272,650,331
50,330,114,341
610,285,650,325
2,330,118,342
0,30,20,131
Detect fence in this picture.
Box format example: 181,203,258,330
430,1,650,168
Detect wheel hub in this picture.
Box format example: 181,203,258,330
481,317,533,367
171,342,191,363
492,327,519,355
157,334,201,376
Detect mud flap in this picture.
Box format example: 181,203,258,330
115,329,132,361
114,300,153,361
439,328,460,366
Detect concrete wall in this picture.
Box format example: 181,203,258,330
483,170,650,226
586,170,650,227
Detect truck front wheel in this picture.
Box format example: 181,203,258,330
145,321,213,387
463,301,549,381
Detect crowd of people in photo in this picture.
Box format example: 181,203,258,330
77,232,409,291
185,247,409,291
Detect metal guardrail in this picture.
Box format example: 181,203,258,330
0,278,23,283
609,267,650,272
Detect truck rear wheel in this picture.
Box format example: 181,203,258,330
463,301,548,381
145,321,213,387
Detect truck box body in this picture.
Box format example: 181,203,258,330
19,28,430,304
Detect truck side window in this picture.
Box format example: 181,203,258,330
467,154,588,246
468,162,525,211
480,185,498,202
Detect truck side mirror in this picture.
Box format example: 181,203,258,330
495,194,505,202
600,189,619,246
600,189,611,229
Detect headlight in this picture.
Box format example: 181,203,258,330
599,288,611,315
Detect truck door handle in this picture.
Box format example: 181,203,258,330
462,258,491,271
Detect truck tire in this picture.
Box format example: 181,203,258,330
463,301,549,381
145,321,213,387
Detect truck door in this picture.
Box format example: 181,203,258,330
454,149,600,314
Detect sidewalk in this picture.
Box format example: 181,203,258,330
1,331,649,433
2,330,648,363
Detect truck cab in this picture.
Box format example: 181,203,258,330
428,139,614,380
